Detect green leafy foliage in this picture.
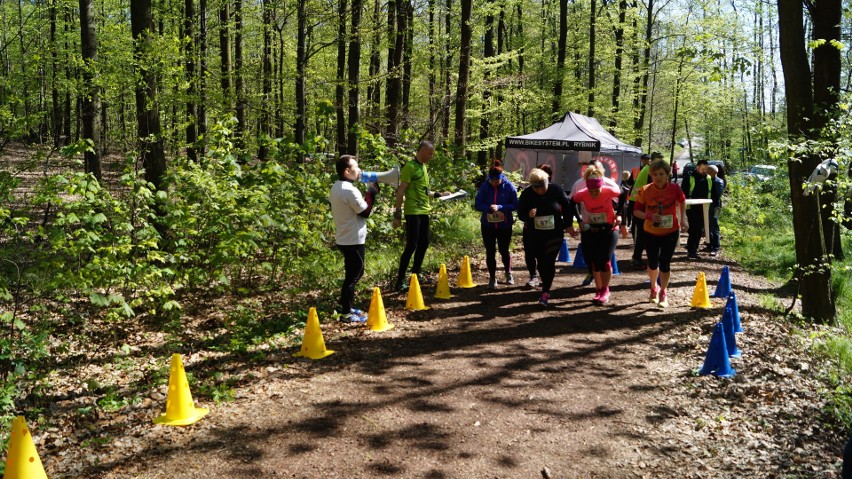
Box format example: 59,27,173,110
0,118,490,421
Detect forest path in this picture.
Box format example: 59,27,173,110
42,240,844,478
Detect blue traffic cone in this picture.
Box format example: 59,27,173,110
726,292,743,333
558,238,571,262
573,244,587,269
722,306,742,358
711,266,732,298
610,253,620,275
698,323,736,377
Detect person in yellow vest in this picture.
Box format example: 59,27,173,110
681,159,711,259
707,165,725,256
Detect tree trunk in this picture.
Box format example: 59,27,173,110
646,55,657,148
516,3,525,131
633,0,653,146
441,0,453,140
233,0,245,146
346,0,362,152
427,0,436,137
294,0,306,145
79,0,101,179
401,2,413,129
130,0,167,191
668,52,684,163
335,0,347,154
197,0,208,156
385,0,400,142
366,0,381,127
811,0,842,260
219,0,232,110
610,0,626,129
777,0,835,322
16,0,31,139
50,0,62,148
275,24,284,137
259,0,272,160
63,7,72,145
479,0,494,165
454,0,472,150
630,13,641,147
587,0,596,117
551,0,567,116
184,0,197,161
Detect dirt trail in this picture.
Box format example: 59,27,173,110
39,242,846,479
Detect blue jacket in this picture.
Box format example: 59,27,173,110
474,174,519,229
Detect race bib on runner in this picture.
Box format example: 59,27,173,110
652,214,674,229
588,212,606,224
487,211,505,223
534,215,555,230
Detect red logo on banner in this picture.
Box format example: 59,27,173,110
581,156,619,181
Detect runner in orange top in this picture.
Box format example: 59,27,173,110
634,159,688,307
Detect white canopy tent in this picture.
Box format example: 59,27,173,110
503,112,643,188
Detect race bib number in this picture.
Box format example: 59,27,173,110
652,214,674,229
534,215,556,230
588,212,606,224
487,211,505,223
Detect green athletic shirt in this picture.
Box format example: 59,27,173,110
629,165,650,202
400,160,431,215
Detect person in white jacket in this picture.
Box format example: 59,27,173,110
329,155,380,323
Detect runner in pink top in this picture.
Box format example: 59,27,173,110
567,165,628,305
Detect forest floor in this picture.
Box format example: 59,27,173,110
14,239,851,478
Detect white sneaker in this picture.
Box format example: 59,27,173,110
505,272,515,285
526,276,540,288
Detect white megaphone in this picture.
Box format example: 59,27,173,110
360,166,400,187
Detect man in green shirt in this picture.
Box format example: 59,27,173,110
393,141,448,292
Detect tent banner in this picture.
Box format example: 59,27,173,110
504,138,600,151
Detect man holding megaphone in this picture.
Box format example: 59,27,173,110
392,140,450,293
329,155,381,323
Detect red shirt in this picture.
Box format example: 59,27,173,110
636,182,685,236
573,184,622,225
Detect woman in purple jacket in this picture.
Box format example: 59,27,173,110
475,164,519,289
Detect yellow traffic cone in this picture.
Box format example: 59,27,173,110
456,256,476,288
435,264,454,299
405,274,429,310
690,272,712,308
153,354,210,426
3,416,48,479
367,287,394,332
294,307,335,359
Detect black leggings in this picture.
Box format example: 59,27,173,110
532,235,562,292
397,214,430,286
481,225,512,278
645,231,679,273
523,226,537,277
581,229,618,272
632,220,646,262
337,244,365,314
685,207,704,255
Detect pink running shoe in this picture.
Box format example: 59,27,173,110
592,289,603,303
658,289,668,308
599,288,610,304
649,287,659,304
